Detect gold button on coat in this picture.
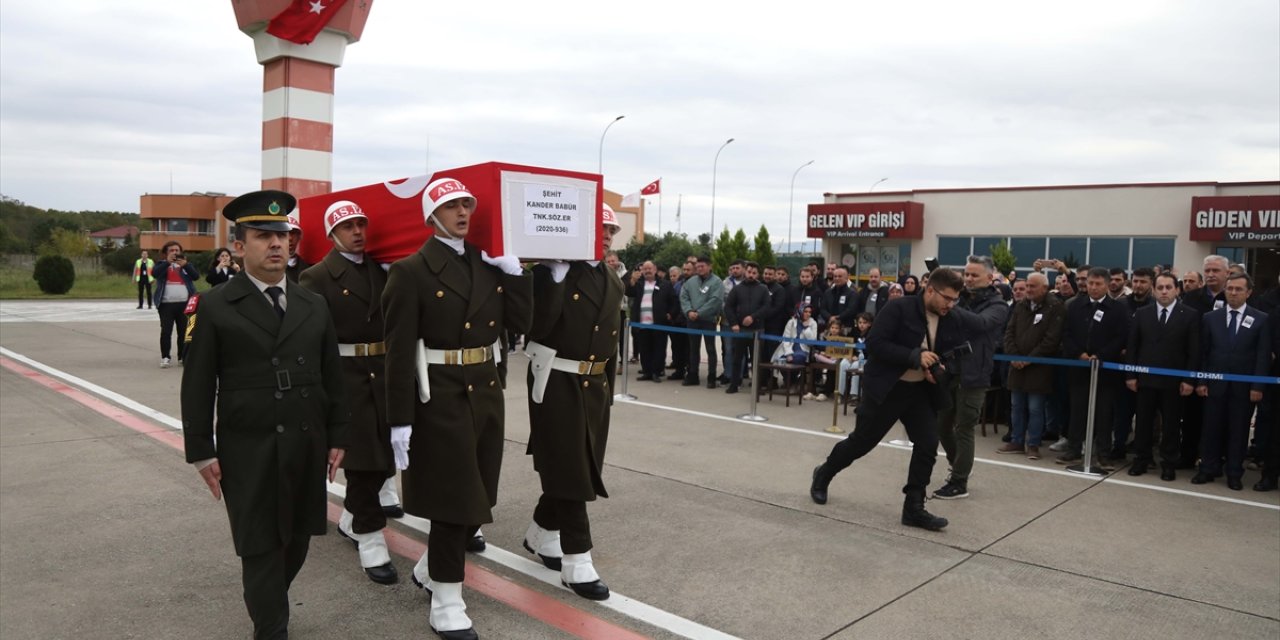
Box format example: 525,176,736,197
573,294,580,300
342,289,350,296
467,384,474,392
488,320,496,327
464,322,471,329
497,286,503,293
436,290,445,298
588,355,596,361
582,380,590,388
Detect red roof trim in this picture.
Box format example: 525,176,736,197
824,180,1280,198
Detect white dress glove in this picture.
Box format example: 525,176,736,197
542,260,570,283
480,250,523,276
390,425,412,470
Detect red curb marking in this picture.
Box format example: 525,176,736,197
1,356,652,640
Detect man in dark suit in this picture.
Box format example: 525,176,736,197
1193,273,1271,490
1057,267,1131,466
819,266,858,331
808,268,984,531
1178,255,1230,468
299,200,398,585
1124,272,1200,480
522,203,626,602
182,190,349,640
627,260,675,382
383,178,532,639
723,261,772,394
854,267,890,317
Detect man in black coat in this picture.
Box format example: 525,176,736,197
182,191,348,639
1193,273,1271,490
809,268,984,531
819,266,858,331
1124,272,1200,480
854,267,890,317
1056,267,1131,466
1178,255,1229,468
723,261,771,394
627,260,676,382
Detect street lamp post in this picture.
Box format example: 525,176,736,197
598,115,625,175
869,177,888,192
710,137,734,239
788,160,815,254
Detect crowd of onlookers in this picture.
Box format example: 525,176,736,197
596,252,1280,493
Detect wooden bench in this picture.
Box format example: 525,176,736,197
757,362,808,407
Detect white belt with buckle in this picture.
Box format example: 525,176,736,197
414,340,501,404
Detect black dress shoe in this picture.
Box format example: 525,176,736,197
1227,476,1243,491
725,385,739,394
1254,476,1278,491
431,625,478,640
562,579,610,601
466,533,486,553
523,540,562,570
810,466,829,505
1190,472,1215,485
1127,461,1149,477
706,381,717,390
411,573,432,592
1160,467,1176,482
681,378,700,386
337,528,360,548
637,374,654,381
364,562,398,585
382,504,405,519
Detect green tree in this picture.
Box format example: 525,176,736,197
652,232,696,270
729,228,751,263
710,227,734,277
751,225,777,267
989,239,1016,275
40,227,97,258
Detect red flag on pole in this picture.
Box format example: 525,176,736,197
641,179,661,196
266,0,350,45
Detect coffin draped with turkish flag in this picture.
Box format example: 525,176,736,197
296,162,603,265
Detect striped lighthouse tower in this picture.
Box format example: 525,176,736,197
231,1,372,200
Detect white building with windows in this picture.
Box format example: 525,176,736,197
808,180,1280,289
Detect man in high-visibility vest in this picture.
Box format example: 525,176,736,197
134,250,155,309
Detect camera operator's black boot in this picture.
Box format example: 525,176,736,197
901,489,948,531
810,464,833,505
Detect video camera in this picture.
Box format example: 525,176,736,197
927,340,973,384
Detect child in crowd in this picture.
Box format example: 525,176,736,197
773,305,819,392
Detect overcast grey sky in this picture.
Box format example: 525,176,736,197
1,0,1277,244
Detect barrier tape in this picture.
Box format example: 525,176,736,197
628,323,1278,385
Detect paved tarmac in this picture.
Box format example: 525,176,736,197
0,300,1277,639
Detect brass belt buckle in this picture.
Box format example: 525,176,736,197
275,370,292,391
353,344,368,357
577,361,591,375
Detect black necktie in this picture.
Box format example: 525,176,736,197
1228,310,1239,343
1159,308,1168,325
266,286,285,320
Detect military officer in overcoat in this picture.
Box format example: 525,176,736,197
522,203,625,601
382,177,532,640
182,190,348,640
299,199,398,585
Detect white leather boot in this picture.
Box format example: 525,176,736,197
429,581,476,637
522,521,563,570
561,551,609,601
378,476,404,517
337,509,397,584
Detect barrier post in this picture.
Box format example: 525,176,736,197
1067,358,1106,476
737,331,767,422
615,317,637,402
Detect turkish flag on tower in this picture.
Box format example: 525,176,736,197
267,0,350,45
641,179,661,196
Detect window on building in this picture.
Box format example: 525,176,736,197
1131,238,1175,270
196,220,212,235
1010,237,1048,270
1088,238,1128,270
937,237,971,267
1049,237,1088,267
1213,247,1246,264
972,236,1005,257
167,219,189,233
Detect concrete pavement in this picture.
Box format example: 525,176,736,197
0,300,1276,639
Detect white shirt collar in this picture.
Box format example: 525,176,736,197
1228,303,1248,314
244,271,286,293
586,260,600,267
287,255,297,267
1156,300,1176,314
339,251,364,264
433,235,466,255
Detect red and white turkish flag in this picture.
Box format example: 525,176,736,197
641,178,661,196
266,0,350,45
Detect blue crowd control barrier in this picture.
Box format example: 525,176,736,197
628,322,864,350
